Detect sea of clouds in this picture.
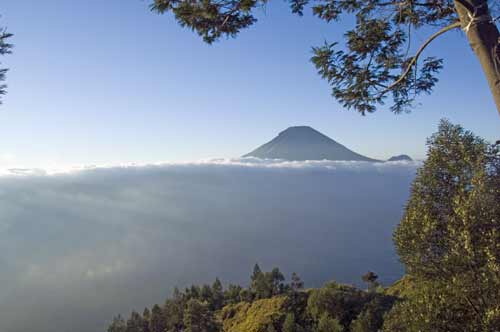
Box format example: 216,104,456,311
0,158,419,332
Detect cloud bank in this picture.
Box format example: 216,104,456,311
0,158,419,332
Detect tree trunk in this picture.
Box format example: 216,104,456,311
454,0,500,118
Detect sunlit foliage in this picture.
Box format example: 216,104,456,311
389,119,500,332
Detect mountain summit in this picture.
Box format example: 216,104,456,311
243,126,379,161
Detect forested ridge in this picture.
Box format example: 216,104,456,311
107,264,398,332
108,120,500,332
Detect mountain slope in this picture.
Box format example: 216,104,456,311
243,126,379,162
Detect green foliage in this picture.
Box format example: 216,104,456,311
239,288,254,302
184,299,218,332
126,311,145,332
310,27,442,114
283,313,297,332
290,272,304,292
361,271,379,292
108,315,127,332
384,275,417,299
266,324,277,332
221,296,288,332
0,21,13,104
164,292,186,332
306,280,396,332
251,264,262,281
211,278,225,310
150,304,166,332
285,273,309,324
201,285,214,305
224,284,243,305
383,279,481,332
350,294,396,332
250,265,286,300
148,0,483,114
316,313,343,332
307,281,369,328
142,308,151,332
388,119,500,332
395,119,499,279
107,265,303,332
150,0,261,44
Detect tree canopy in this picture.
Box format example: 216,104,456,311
390,119,500,331
150,0,500,116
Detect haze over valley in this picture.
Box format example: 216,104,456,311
0,128,418,332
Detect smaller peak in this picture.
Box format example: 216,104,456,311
388,154,413,162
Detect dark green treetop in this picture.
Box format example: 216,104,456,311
224,284,243,304
142,308,151,332
125,311,144,332
107,315,127,332
183,299,219,332
361,271,378,284
361,271,379,291
150,304,166,332
291,272,304,292
211,278,225,310
251,263,262,282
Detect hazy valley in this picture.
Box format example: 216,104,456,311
0,133,417,332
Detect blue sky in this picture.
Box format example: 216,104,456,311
1,0,499,167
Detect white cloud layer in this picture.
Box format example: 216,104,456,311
0,158,419,332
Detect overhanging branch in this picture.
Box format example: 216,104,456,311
381,21,461,94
